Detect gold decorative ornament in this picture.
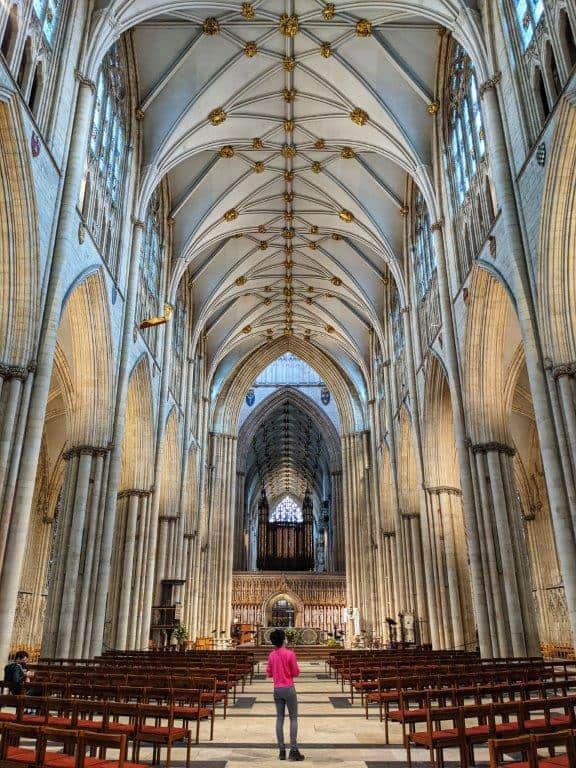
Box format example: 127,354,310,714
331,276,342,285
252,137,264,150
283,56,296,72
284,120,295,132
314,138,326,150
320,42,332,58
209,107,227,125
427,101,440,116
284,212,294,222
356,19,372,37
312,161,322,173
203,17,220,34
331,233,342,240
280,13,299,37
219,145,235,158
233,233,243,238
399,205,409,217
325,325,335,333
283,227,295,239
306,297,313,305
284,245,293,255
264,285,271,292
224,208,239,221
310,225,319,234
284,192,294,203
341,146,355,159
245,41,258,57
350,107,369,126
235,276,247,286
284,170,295,181
284,286,293,297
339,209,354,223
258,224,267,233
282,144,297,158
283,88,296,102
266,328,274,337
308,286,314,292
259,240,268,250
254,161,265,173
264,298,272,306
140,304,173,330
242,325,252,334
241,3,255,19
309,241,317,249
322,4,335,20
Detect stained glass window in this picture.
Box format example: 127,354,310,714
413,191,436,300
390,287,403,358
513,0,545,49
32,0,59,45
447,45,486,206
270,496,303,524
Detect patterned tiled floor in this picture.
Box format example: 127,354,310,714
159,660,490,767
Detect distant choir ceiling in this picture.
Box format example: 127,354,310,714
128,0,450,390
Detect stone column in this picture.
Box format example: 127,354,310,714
481,75,576,645
0,75,96,662
431,220,493,656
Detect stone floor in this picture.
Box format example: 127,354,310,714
159,660,491,768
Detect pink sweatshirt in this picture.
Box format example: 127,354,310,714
266,646,300,688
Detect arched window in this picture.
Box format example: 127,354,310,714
137,189,164,356
390,286,403,359
413,191,436,301
28,61,43,114
17,37,31,89
83,41,129,274
447,44,486,207
1,5,18,60
32,0,60,45
270,496,303,524
559,10,576,70
513,0,545,49
170,281,187,398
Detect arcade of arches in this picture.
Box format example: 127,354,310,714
1,0,576,663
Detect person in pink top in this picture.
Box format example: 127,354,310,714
266,629,305,761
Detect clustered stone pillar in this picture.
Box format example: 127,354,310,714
41,444,111,658
330,470,344,572
108,489,152,650
467,441,540,656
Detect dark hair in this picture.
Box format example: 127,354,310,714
270,629,286,648
14,651,28,661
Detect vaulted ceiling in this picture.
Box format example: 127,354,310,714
127,0,450,400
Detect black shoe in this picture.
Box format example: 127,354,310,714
288,748,305,761
279,748,286,760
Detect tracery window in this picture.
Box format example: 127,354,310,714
412,191,440,354
513,0,545,49
136,189,165,357
447,45,486,207
169,281,187,401
81,41,130,277
32,0,60,45
270,496,303,524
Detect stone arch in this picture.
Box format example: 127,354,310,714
463,265,519,445
423,354,459,488
378,444,395,531
120,356,155,491
262,588,305,628
159,407,182,516
58,269,114,447
213,337,365,435
538,93,576,365
0,97,39,368
397,407,419,517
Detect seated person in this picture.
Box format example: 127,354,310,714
4,650,32,694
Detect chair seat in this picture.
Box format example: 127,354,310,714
464,724,489,736
495,722,521,733
139,725,188,738
21,715,45,724
0,712,17,722
76,719,103,730
388,708,426,722
366,692,398,702
47,716,72,727
106,722,134,735
411,728,459,745
540,758,570,767
91,762,148,768
200,692,224,702
174,707,212,719
6,746,37,762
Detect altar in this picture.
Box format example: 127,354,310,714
257,626,324,646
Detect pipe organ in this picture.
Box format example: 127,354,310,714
256,488,314,571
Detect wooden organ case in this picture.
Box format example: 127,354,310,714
256,488,314,571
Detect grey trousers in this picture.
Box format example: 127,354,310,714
273,685,298,748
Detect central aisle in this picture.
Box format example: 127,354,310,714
188,660,428,767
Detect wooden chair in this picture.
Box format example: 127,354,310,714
132,704,191,768
488,733,536,768
405,705,465,768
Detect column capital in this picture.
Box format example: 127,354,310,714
400,511,419,520
479,71,502,98
74,69,97,94
551,361,576,379
0,363,30,381
132,216,146,230
63,444,111,460
425,485,463,497
117,488,152,499
430,219,444,232
468,439,515,456
159,515,179,522
400,305,411,315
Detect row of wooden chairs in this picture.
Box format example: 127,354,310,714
404,696,576,768
489,730,576,768
0,694,209,766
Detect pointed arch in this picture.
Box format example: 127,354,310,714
159,407,182,516
120,356,155,490
423,355,459,488
397,407,419,517
0,97,39,367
